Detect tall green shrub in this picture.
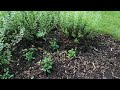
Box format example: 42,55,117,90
58,11,101,39
36,11,58,38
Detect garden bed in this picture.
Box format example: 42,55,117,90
9,29,120,79
1,11,120,79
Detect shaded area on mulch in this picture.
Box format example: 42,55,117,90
9,29,120,79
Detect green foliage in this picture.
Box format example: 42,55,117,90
0,11,58,42
97,11,120,39
23,51,35,62
67,48,76,58
0,27,5,52
1,11,120,78
0,47,12,66
49,38,59,51
2,11,25,46
21,11,39,40
36,11,58,38
22,48,36,62
36,31,46,38
74,38,79,44
39,57,53,74
0,68,14,79
59,11,101,39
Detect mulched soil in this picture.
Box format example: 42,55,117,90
9,29,120,79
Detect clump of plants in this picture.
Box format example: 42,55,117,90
49,38,59,52
36,11,58,39
67,48,76,58
0,49,12,65
58,11,101,42
38,57,53,74
0,68,14,79
22,47,37,62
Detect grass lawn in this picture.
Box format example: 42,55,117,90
98,11,120,39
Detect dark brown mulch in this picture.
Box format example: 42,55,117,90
9,29,120,79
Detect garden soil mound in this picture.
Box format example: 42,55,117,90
10,29,120,79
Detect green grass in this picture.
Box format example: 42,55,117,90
98,11,120,39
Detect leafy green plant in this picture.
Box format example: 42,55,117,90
22,48,36,62
23,51,35,61
67,48,76,58
58,11,101,39
0,68,14,79
74,38,79,44
36,31,46,38
49,38,59,51
35,11,57,39
0,48,12,66
38,57,53,74
2,12,25,45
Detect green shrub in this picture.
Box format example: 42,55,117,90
38,57,53,74
0,11,57,42
2,11,25,46
0,49,11,65
0,68,14,79
22,48,37,62
67,48,76,58
36,11,58,38
0,43,12,66
58,11,101,39
49,38,59,51
74,38,79,44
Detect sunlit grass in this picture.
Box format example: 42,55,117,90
98,11,120,39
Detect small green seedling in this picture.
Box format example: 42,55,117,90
49,38,59,51
74,38,79,44
36,31,46,38
23,51,35,61
38,57,53,74
22,48,36,62
67,48,76,58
